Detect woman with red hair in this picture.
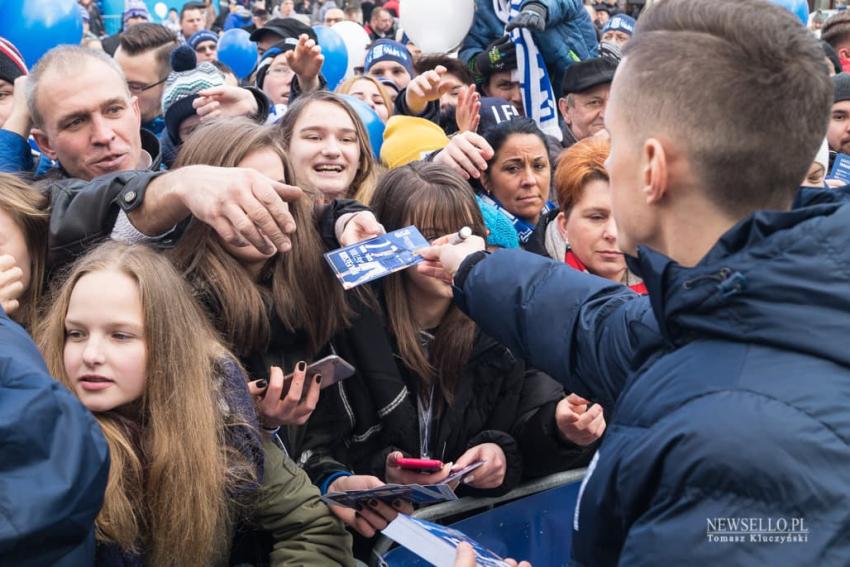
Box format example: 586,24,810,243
552,137,646,294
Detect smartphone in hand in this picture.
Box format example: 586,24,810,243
395,457,444,473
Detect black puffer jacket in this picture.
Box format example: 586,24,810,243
310,328,589,498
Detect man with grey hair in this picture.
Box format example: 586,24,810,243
3,45,301,269
2,45,381,271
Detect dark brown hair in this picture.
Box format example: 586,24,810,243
370,162,486,405
415,55,473,86
169,118,350,357
118,23,178,76
618,0,831,215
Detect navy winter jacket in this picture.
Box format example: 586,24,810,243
454,203,850,564
460,0,599,98
0,309,110,565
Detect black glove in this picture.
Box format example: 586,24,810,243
505,1,548,33
471,35,517,78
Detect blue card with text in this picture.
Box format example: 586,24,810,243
829,152,850,184
324,226,429,290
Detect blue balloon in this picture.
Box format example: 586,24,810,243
341,95,385,158
769,0,808,25
313,25,349,91
0,0,83,68
217,28,258,79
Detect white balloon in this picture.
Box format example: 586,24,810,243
332,21,372,79
153,2,168,19
399,0,475,53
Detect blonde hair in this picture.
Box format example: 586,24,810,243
170,118,352,357
336,75,394,119
36,242,254,566
0,173,49,331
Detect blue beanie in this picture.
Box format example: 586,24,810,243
364,39,414,76
188,30,219,50
601,14,636,37
476,197,520,250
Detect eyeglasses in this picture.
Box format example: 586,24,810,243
127,77,168,94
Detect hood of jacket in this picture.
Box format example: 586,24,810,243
629,203,850,368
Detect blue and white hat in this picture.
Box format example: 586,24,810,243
601,14,636,37
364,39,414,76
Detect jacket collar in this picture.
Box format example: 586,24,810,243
627,203,850,366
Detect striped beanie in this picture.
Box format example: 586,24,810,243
0,37,27,84
123,2,151,24
162,45,225,143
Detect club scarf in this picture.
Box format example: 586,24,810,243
493,0,563,141
478,191,555,244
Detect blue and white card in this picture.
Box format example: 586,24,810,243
830,152,850,184
324,226,430,290
382,515,510,567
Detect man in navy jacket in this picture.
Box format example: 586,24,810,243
422,0,850,564
0,308,109,565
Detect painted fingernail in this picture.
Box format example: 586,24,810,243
392,499,404,510
256,379,268,389
368,499,379,508
315,374,322,385
297,361,307,372
355,504,364,511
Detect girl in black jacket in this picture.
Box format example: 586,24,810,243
327,162,601,498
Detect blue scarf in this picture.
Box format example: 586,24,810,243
494,0,563,141
478,192,555,244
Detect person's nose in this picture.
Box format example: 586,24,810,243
90,113,115,146
321,136,342,157
81,335,106,368
602,217,618,242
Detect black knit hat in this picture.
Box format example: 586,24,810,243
561,57,618,96
0,37,27,84
833,73,850,104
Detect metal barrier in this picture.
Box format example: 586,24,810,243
369,468,586,567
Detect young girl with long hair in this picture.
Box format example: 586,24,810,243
36,242,352,566
279,90,379,204
0,172,48,330
332,162,602,496
168,118,407,539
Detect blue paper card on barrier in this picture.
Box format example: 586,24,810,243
383,515,510,567
830,153,850,184
324,226,429,290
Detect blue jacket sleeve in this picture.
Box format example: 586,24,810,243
456,249,659,410
459,0,503,64
536,0,584,26
0,129,34,174
0,311,109,566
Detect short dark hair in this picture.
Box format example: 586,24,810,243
180,2,205,20
616,0,831,214
415,55,473,85
118,23,178,76
822,10,850,50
